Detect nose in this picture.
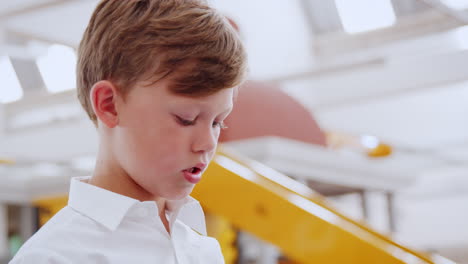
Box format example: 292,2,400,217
192,125,218,154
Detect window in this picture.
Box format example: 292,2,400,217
0,56,23,103
335,0,396,34
441,0,468,9
36,44,77,93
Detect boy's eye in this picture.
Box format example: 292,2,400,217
213,121,228,129
177,116,195,126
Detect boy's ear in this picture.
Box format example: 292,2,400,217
90,81,119,128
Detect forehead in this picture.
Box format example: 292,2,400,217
170,88,234,111
132,78,234,110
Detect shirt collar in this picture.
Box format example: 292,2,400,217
68,176,207,235
166,196,207,236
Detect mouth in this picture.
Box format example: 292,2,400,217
185,167,201,174
182,163,206,184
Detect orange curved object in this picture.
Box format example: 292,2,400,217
219,81,327,146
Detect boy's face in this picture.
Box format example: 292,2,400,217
113,78,233,200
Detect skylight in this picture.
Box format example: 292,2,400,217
0,56,23,103
441,0,468,9
452,25,468,50
361,135,379,149
36,44,77,94
334,0,396,34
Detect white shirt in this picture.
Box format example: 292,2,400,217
10,176,224,264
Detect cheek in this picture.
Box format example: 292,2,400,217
116,104,194,172
140,123,191,168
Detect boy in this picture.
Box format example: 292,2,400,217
10,0,247,263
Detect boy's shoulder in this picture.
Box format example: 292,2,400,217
10,206,99,263
9,247,72,264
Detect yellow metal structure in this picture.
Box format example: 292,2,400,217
32,196,68,227
193,149,448,264
31,149,452,263
205,213,238,264
367,143,393,158
0,159,15,165
326,131,393,158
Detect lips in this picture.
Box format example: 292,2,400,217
182,163,206,184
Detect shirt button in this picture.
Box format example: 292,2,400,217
136,208,148,218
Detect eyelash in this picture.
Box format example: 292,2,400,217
214,121,228,129
177,117,228,129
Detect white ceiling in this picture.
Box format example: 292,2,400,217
0,0,55,16
2,0,96,47
0,0,468,258
0,0,467,168
316,80,468,149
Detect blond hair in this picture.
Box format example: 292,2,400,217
77,0,247,124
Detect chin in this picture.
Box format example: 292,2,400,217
164,186,194,200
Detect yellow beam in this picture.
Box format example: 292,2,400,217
193,149,447,264
0,159,14,165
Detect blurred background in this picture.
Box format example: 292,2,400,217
0,0,467,263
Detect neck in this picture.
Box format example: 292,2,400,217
89,147,170,232
89,154,154,201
